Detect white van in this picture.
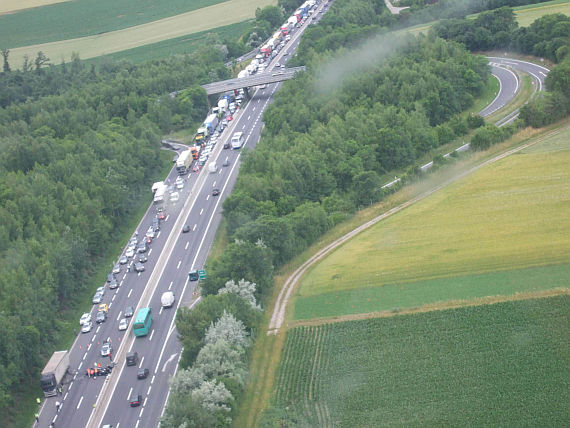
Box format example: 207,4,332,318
161,291,175,308
231,132,244,149
208,162,217,174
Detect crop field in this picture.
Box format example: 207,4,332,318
7,0,275,70
85,21,251,66
295,125,570,310
272,296,570,427
0,0,69,15
0,0,223,48
514,0,570,27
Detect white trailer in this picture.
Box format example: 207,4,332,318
40,351,70,397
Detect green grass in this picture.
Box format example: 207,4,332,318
514,0,570,27
85,21,251,66
0,0,225,48
468,69,501,115
297,125,570,300
294,263,570,320
270,296,570,427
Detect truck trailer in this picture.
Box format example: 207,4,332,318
175,149,193,175
40,350,70,397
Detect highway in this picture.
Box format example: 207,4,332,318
33,2,331,428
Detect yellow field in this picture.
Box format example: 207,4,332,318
8,0,275,69
298,126,570,297
515,1,570,27
0,0,70,15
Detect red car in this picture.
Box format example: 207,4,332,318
227,115,233,121
157,211,166,220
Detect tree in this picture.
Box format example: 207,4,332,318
205,310,251,348
1,49,9,72
256,6,283,28
217,279,261,310
34,51,50,73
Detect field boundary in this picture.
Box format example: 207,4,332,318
289,288,570,328
267,125,568,334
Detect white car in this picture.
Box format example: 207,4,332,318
79,313,91,325
96,286,105,296
81,321,93,333
126,247,135,258
100,342,112,357
170,192,179,202
146,226,155,238
118,318,129,331
176,180,184,190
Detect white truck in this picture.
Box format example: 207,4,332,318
231,132,244,149
208,162,218,174
152,181,164,193
161,291,175,308
153,183,168,205
40,350,70,397
176,149,193,175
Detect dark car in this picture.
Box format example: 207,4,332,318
129,394,142,407
124,306,134,318
134,262,145,272
137,242,148,253
223,141,231,149
126,351,138,366
212,188,220,196
96,311,106,324
188,270,199,281
138,253,148,263
182,225,191,233
107,273,116,283
222,159,230,167
137,368,149,379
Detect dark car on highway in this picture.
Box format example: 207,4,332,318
129,394,142,407
96,311,106,324
212,188,220,196
137,368,149,379
182,225,191,233
124,306,134,318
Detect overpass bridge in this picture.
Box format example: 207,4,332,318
201,66,306,95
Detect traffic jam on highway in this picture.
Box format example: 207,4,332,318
37,1,331,427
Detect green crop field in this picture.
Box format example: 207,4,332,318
0,0,224,48
514,0,570,27
271,296,570,427
85,21,251,66
7,0,275,70
295,125,570,312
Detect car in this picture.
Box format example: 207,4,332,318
170,192,179,202
134,262,145,272
212,188,220,196
124,306,134,318
92,292,103,304
118,318,129,331
100,342,112,357
157,211,166,220
145,226,155,239
275,62,280,67
182,224,191,233
284,52,289,56
152,217,160,231
223,141,230,149
119,255,128,265
146,236,152,245
137,368,149,380
138,253,148,263
281,64,286,68
129,394,142,407
188,270,199,281
126,351,138,366
125,247,135,258
98,303,108,313
221,119,228,127
81,321,93,333
96,311,106,324
107,273,115,283
222,159,230,167
137,242,148,253
227,115,233,121
96,286,105,296
176,180,184,190
80,313,91,325
112,264,121,274
109,277,119,289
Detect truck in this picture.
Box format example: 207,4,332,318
161,291,175,308
40,351,70,397
281,23,290,37
153,183,168,205
218,98,229,112
208,162,217,173
190,146,200,160
203,114,219,136
288,16,297,27
195,126,209,146
152,181,164,193
260,44,271,57
175,149,193,175
231,131,244,149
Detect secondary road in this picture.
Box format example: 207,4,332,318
34,2,330,428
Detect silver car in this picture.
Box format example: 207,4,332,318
118,318,129,331
81,321,93,333
92,292,103,304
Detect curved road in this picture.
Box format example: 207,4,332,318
268,57,550,333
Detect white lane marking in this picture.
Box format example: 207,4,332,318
253,107,256,111
193,224,197,231
78,362,83,371
77,396,83,409
165,215,169,221
213,181,216,187
137,272,141,277
112,294,116,302
128,288,133,298
108,302,112,309
96,326,100,333
247,115,251,120
218,169,222,174
539,71,547,77
91,334,96,343
147,386,152,396
149,329,155,341
64,392,69,400
257,99,261,103
206,194,210,201
185,241,189,250
162,353,178,373
140,407,145,417
87,343,91,351
148,249,152,256
169,281,173,290
139,356,145,369
159,306,163,315
177,260,181,269
242,124,246,129
151,375,155,384
127,387,133,401
119,280,123,287
135,420,140,428
116,311,122,321
156,231,161,238
199,208,203,215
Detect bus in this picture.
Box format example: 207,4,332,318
133,307,153,337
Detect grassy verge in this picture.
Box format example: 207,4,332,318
294,264,570,320
13,150,173,428
270,296,570,426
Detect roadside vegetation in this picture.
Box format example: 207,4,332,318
264,296,570,426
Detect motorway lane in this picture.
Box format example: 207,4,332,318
480,64,519,117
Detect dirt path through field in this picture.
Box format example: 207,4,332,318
267,126,567,334
8,0,274,68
